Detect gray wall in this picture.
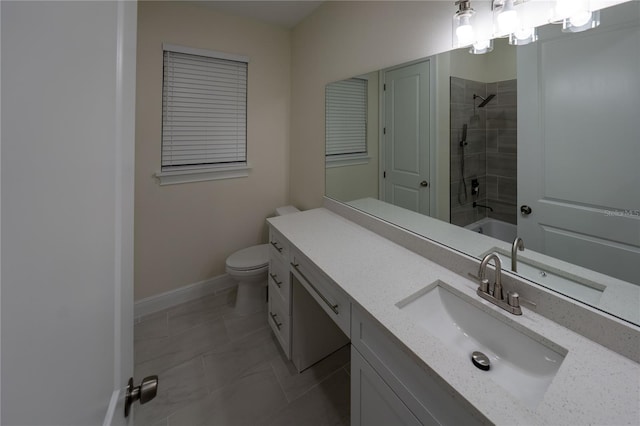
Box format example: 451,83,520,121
450,77,518,227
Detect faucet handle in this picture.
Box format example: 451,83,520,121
479,278,489,293
507,292,520,308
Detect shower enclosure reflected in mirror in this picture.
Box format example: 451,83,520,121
325,1,640,326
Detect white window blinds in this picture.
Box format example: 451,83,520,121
162,45,248,169
325,78,367,156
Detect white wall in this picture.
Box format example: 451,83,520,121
135,1,291,300
1,1,136,424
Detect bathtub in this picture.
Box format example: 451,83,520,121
464,217,517,243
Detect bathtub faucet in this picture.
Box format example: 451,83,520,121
472,201,494,212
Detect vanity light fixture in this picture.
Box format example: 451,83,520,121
494,0,519,36
562,9,600,33
509,26,537,45
552,0,601,33
470,39,494,54
453,0,476,48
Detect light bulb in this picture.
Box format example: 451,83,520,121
453,1,476,48
497,0,519,35
570,11,592,27
456,23,475,46
474,40,491,50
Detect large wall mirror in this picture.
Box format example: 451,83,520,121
325,1,640,326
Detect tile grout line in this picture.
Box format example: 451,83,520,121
284,361,351,406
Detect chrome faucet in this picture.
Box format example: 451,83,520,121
477,252,522,315
479,252,503,298
511,237,524,272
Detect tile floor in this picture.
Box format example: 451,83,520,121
134,287,351,426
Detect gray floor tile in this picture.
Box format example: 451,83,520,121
135,312,169,343
167,362,288,426
135,318,230,379
135,357,209,426
135,294,351,426
265,368,351,426
271,345,350,403
202,326,282,393
167,290,236,336
223,304,269,341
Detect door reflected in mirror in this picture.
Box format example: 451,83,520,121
325,1,640,326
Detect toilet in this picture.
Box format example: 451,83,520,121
225,205,299,314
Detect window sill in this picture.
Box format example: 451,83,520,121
325,154,371,168
155,164,251,186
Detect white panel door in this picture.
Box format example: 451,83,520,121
1,1,137,425
518,5,640,284
383,60,431,215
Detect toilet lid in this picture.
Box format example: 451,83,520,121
226,244,270,271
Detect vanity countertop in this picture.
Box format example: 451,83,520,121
267,208,640,425
346,197,640,325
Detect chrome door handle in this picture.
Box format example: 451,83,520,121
269,312,282,329
269,241,283,252
420,180,429,187
124,375,158,417
269,273,282,288
291,263,339,315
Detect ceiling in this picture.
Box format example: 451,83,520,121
200,1,324,29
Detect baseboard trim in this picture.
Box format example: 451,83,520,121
134,274,236,320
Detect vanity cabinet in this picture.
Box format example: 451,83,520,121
351,348,422,426
351,306,486,426
290,247,351,337
268,228,292,357
267,225,349,366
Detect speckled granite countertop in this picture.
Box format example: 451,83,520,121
346,197,640,325
268,208,640,426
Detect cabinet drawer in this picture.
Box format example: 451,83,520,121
268,228,289,262
268,291,290,358
351,306,487,426
290,248,351,337
268,256,290,309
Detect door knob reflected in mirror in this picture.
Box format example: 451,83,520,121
520,205,532,216
420,181,429,187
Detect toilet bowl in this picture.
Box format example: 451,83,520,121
225,205,299,314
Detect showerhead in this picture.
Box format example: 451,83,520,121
474,93,496,108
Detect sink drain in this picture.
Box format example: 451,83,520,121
471,351,491,371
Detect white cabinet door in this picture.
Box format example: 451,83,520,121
1,1,137,424
351,348,424,426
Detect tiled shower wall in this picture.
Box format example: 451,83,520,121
450,77,518,227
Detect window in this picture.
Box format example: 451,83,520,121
325,77,369,167
156,44,250,185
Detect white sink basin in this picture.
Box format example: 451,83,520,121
397,281,567,409
483,248,606,305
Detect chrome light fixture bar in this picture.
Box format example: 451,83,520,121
453,0,603,55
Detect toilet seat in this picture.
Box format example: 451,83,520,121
225,244,269,272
